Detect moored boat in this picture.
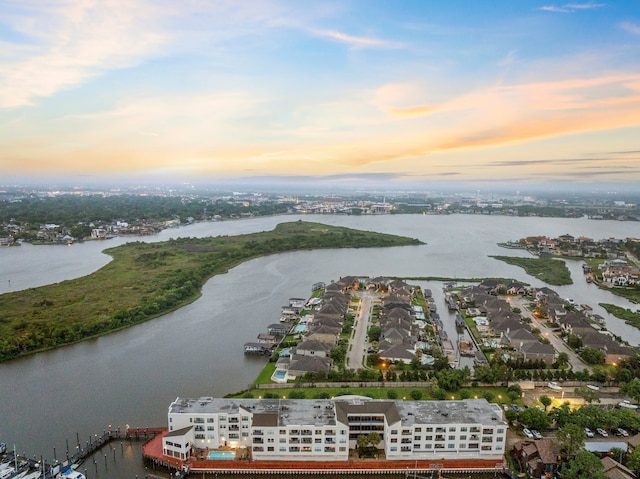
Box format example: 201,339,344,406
55,466,86,479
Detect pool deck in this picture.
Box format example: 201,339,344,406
143,429,507,474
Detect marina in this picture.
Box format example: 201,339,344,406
0,429,163,479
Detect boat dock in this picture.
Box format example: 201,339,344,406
1,427,164,479
244,342,273,355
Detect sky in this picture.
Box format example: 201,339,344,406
1,0,640,188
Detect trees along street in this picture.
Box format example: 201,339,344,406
347,290,375,370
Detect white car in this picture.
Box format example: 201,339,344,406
618,428,629,437
596,428,609,437
584,427,595,438
523,428,534,438
548,382,562,390
532,429,542,439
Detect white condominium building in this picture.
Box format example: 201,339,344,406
163,396,506,462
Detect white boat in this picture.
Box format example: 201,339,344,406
0,467,15,479
55,467,85,479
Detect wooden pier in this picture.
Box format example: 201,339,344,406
3,427,165,479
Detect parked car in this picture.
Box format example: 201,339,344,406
618,400,639,409
532,430,542,439
587,384,600,391
617,428,629,437
523,428,534,438
502,404,509,411
511,404,520,412
548,381,562,390
584,427,595,438
596,428,609,437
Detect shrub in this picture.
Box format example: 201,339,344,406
410,390,423,400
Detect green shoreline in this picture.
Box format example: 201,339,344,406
490,255,573,286
0,221,422,363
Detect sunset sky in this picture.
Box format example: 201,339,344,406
1,1,640,187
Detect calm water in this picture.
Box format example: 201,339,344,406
1,214,640,477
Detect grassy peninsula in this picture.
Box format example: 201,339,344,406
0,221,422,362
600,303,640,328
490,255,572,285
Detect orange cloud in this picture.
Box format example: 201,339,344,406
387,104,439,117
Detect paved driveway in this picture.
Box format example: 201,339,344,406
347,290,375,370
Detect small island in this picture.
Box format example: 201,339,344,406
490,255,573,286
0,221,422,362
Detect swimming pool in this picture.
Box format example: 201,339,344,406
293,324,307,333
207,451,235,460
273,369,287,379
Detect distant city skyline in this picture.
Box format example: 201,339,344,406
1,1,639,186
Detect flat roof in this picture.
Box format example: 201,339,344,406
168,397,504,428
397,399,506,426
168,398,338,427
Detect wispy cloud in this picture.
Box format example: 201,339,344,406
387,104,438,117
498,50,518,67
0,1,168,108
540,2,605,13
620,21,640,35
311,29,405,49
540,6,571,13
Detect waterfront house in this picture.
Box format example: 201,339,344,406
317,302,345,317
294,338,334,358
287,355,332,377
325,282,343,294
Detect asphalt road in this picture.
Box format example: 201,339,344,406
346,290,375,370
